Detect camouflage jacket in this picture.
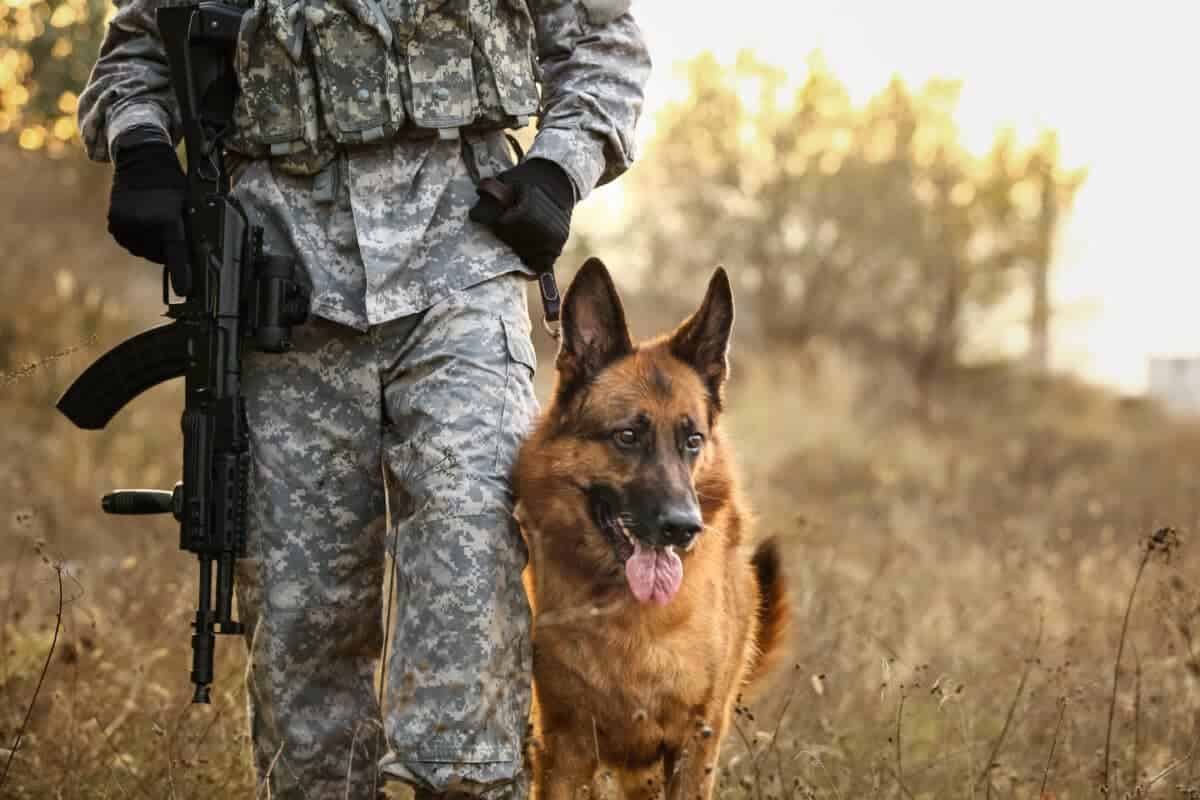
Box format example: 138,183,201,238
79,0,649,195
77,0,650,328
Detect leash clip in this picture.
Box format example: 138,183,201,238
538,272,561,340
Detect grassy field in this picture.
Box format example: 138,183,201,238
2,146,1199,799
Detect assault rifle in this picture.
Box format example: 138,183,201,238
56,3,310,703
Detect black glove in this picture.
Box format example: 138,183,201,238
108,127,187,265
469,158,575,273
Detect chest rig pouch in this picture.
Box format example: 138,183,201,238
227,0,541,174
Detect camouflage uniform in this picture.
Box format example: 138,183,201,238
77,0,650,797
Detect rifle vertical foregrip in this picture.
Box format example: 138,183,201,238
102,490,175,515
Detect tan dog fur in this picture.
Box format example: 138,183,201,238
514,259,789,800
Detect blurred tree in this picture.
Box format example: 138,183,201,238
1024,131,1085,372
627,51,1085,381
0,0,108,155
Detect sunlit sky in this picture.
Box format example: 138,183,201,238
619,1,1199,391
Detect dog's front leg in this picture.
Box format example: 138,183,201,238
663,727,721,800
533,727,600,800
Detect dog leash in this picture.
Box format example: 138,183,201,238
477,176,562,340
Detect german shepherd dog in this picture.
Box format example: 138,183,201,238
513,259,790,799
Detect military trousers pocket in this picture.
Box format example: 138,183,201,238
494,315,538,475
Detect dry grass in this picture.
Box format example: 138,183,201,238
3,144,1200,799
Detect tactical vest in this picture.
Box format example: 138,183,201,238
228,0,540,172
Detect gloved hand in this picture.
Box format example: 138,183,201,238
108,128,187,265
469,158,575,273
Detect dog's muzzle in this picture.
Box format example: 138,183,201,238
585,485,635,562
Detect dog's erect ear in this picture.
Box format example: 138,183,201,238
556,258,634,395
669,267,734,408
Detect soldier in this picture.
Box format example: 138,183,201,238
76,1,650,797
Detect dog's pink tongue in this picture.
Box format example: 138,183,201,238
625,541,683,605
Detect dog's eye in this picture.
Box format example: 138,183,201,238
685,433,705,452
613,428,639,448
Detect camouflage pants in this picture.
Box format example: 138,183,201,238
236,272,538,799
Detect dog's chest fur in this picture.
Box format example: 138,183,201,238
532,546,753,767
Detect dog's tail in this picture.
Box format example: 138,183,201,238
744,537,790,688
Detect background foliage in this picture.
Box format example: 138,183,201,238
0,0,107,154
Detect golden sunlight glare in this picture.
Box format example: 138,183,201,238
632,0,1199,391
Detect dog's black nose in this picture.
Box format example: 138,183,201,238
657,505,703,547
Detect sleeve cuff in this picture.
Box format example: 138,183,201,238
104,103,173,162
525,127,608,203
